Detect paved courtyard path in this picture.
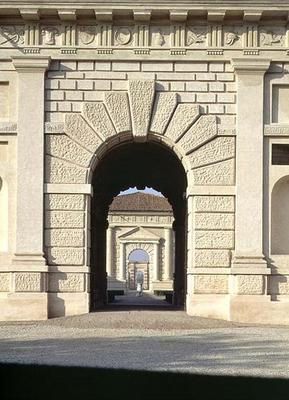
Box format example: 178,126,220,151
1,309,289,378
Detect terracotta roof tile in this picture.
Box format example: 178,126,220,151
109,192,172,212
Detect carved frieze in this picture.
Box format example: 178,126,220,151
0,25,24,46
223,26,243,47
186,26,207,47
259,27,286,47
41,26,60,46
0,22,288,51
114,27,133,46
78,26,96,45
108,214,173,224
151,26,169,47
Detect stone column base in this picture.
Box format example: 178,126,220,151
186,294,230,320
48,293,89,318
0,293,48,321
12,252,47,267
231,255,270,271
230,295,278,324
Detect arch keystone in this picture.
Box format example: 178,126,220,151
128,80,155,138
104,92,131,134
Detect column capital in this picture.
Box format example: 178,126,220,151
12,57,51,73
231,58,271,75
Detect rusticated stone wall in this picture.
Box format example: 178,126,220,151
44,60,236,128
43,67,236,300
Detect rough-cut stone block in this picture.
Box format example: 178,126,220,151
178,115,217,154
194,250,231,267
236,275,264,295
195,213,235,230
188,137,235,169
128,80,155,137
193,159,235,186
194,196,235,213
46,156,87,184
194,275,228,294
195,231,234,249
65,113,102,152
150,92,177,134
164,104,200,143
46,135,92,168
45,211,85,229
47,248,84,265
0,273,10,291
49,273,85,292
45,194,85,211
104,92,131,133
15,273,42,292
269,276,289,295
45,229,84,247
83,102,116,140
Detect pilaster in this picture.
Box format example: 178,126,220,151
153,242,160,281
106,227,114,277
12,56,50,267
119,242,126,281
164,228,173,280
231,58,271,273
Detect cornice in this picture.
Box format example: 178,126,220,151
231,57,271,74
12,56,51,71
2,3,289,22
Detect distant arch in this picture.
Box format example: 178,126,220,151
271,175,289,254
128,249,150,263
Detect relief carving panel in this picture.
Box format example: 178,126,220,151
49,273,85,292
194,275,228,294
0,273,10,292
194,196,235,213
236,275,264,295
47,248,84,265
15,273,42,292
45,194,85,211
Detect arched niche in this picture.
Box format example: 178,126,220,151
0,177,8,252
271,175,289,254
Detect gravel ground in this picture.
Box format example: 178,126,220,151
1,309,289,378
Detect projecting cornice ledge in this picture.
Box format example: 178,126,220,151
231,58,271,74
12,56,51,72
1,3,289,21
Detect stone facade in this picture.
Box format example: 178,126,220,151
1,1,289,323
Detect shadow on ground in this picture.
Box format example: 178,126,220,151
1,363,289,400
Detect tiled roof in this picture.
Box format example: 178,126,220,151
109,192,172,212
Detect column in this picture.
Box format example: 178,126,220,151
153,242,160,281
231,59,271,271
106,227,114,277
12,57,50,266
119,242,126,281
164,228,173,280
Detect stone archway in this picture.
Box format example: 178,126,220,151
45,79,234,316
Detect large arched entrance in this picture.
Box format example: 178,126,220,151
90,141,187,310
